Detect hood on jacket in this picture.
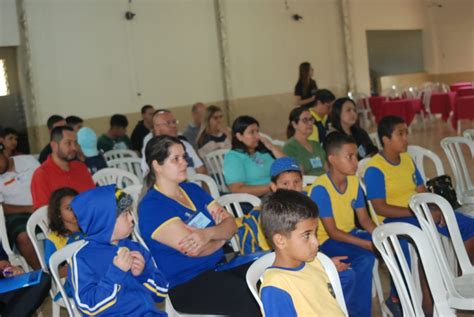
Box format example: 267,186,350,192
71,185,117,244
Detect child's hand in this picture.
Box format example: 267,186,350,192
113,247,133,272
331,256,351,272
207,204,229,224
178,227,211,256
2,265,24,277
130,251,145,276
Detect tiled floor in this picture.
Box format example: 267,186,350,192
38,116,474,316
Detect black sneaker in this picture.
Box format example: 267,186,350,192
385,296,403,317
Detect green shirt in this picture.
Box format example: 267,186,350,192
223,150,274,186
283,137,326,176
97,134,132,153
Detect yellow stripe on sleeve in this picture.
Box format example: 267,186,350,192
151,217,181,239
143,283,167,298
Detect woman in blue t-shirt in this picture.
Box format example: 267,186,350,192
223,115,285,197
139,135,260,316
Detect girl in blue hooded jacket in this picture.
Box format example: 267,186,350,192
68,185,168,316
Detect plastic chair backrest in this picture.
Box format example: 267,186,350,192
407,145,445,181
26,206,50,270
440,137,474,200
246,252,348,316
463,129,474,141
0,205,29,270
217,193,261,218
204,149,229,193
107,157,143,181
302,175,317,188
103,149,138,162
49,240,85,317
188,173,220,200
372,223,455,317
93,168,141,188
369,132,382,149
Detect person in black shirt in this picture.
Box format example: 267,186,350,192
131,104,155,153
38,115,66,163
294,62,318,108
330,97,378,159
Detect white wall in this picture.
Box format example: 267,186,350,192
225,0,347,98
0,0,20,46
24,0,223,124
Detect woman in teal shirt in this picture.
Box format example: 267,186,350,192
224,116,285,197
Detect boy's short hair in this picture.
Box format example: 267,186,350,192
115,188,133,217
110,114,129,129
270,157,302,183
324,131,357,157
377,116,406,147
66,115,83,127
315,89,336,104
261,189,319,248
47,115,65,130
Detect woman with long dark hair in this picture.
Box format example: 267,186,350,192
294,62,318,107
284,107,326,176
139,135,260,316
223,116,284,197
330,97,378,159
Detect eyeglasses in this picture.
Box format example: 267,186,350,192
156,119,179,126
299,117,315,124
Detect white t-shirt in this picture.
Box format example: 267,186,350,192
0,155,40,205
141,133,203,176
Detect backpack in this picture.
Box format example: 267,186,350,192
426,175,462,210
235,208,271,255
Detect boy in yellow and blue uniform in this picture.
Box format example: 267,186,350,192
260,189,345,317
307,89,336,144
308,132,377,317
68,185,168,316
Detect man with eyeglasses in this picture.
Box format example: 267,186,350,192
141,109,207,176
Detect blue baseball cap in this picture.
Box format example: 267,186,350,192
77,127,99,157
270,157,301,178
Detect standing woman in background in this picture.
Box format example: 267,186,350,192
294,62,318,107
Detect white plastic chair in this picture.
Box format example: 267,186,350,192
93,167,141,188
369,132,382,149
348,91,374,129
204,149,229,193
103,149,138,162
373,223,456,316
407,145,445,181
188,173,220,200
463,129,474,141
259,132,284,147
107,157,144,181
302,175,317,188
0,205,29,270
49,240,84,317
246,252,348,316
440,137,474,205
409,193,474,310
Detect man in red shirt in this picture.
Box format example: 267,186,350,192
31,126,95,210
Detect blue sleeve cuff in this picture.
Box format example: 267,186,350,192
353,184,366,209
414,165,424,186
261,286,297,317
310,185,333,218
364,167,386,200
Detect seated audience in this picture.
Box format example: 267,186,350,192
38,115,66,163
141,109,206,176
65,115,84,132
294,62,318,108
0,245,51,317
283,107,326,176
330,97,378,159
183,102,206,149
309,132,377,317
69,185,168,316
307,89,336,144
31,126,95,210
77,127,107,175
139,135,259,316
45,187,83,300
131,104,155,153
224,115,284,197
196,105,231,158
0,128,22,158
97,114,132,152
260,189,345,317
0,148,41,268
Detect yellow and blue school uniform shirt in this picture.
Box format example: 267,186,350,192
260,257,345,317
223,149,274,186
364,152,423,223
139,182,223,288
309,174,365,244
307,110,328,144
69,185,168,317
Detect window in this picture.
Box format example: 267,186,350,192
0,59,9,96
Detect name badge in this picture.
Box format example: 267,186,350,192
358,145,366,158
310,157,323,169
186,212,212,229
